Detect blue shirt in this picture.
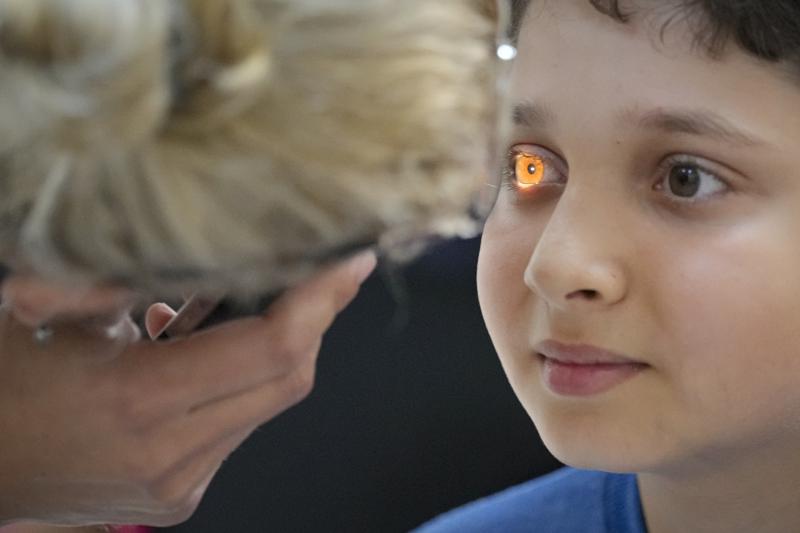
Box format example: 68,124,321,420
413,468,647,533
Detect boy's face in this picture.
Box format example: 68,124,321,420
478,0,800,473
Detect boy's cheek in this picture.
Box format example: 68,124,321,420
477,220,539,366
477,215,534,304
641,233,800,436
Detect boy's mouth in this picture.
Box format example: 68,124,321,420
534,340,648,397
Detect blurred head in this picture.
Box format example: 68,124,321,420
478,0,800,476
0,0,500,297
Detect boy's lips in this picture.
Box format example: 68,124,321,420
534,339,648,396
534,339,643,365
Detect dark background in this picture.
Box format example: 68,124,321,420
162,237,561,533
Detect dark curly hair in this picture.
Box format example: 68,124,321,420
510,0,800,69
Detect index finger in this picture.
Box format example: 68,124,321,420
126,251,376,416
1,275,137,327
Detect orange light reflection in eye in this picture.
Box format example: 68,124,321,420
515,153,545,189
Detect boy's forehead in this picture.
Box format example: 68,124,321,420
511,0,800,143
519,1,699,62
515,2,705,107
518,0,798,85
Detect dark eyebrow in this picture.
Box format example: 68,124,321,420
512,101,556,128
511,102,765,147
627,108,764,147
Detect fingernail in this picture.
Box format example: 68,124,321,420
351,251,378,284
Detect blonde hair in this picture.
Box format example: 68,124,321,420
0,0,500,297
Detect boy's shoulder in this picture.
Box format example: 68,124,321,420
413,467,646,533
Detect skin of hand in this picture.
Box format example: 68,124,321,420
0,251,376,528
0,525,113,533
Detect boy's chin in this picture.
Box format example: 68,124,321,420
545,446,642,474
531,415,670,475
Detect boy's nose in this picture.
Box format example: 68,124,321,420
523,190,628,312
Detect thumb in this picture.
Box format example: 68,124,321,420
145,302,177,339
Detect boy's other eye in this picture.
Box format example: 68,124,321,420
668,165,703,197
654,157,728,203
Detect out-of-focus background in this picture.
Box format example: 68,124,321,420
161,236,561,533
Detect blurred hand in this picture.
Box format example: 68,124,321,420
1,276,141,342
0,251,376,527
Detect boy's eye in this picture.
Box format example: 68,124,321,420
515,153,546,188
505,147,565,195
654,158,728,202
668,165,702,197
